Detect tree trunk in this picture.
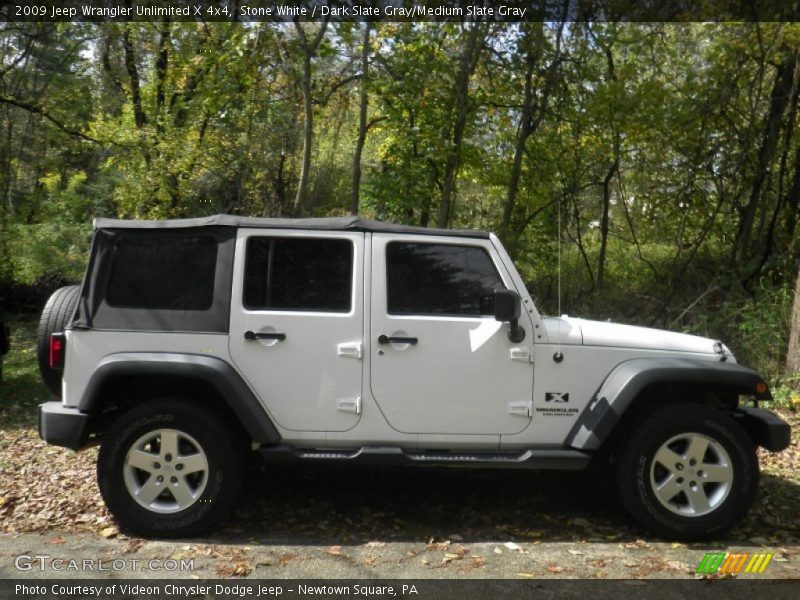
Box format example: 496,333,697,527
596,32,620,291
154,20,170,132
121,27,146,129
293,21,328,216
786,264,800,376
597,162,617,290
350,23,371,216
502,22,564,238
502,25,539,235
436,25,485,228
295,51,314,215
785,140,800,240
734,48,798,265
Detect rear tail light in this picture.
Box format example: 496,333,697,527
49,333,65,369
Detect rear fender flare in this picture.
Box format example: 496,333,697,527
79,352,281,444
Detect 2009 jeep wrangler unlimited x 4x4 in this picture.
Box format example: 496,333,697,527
37,215,790,540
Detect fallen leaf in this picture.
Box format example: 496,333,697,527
123,539,145,554
99,527,117,539
215,562,252,577
278,553,298,566
470,557,486,568
426,540,451,551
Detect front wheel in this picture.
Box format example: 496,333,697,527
98,399,243,538
616,403,758,541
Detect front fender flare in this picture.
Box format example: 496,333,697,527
565,357,770,451
79,352,281,445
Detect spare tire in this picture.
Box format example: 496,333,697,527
37,285,80,398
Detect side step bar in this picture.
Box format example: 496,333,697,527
258,445,592,470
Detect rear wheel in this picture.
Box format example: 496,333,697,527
37,285,80,397
98,399,243,538
616,403,758,540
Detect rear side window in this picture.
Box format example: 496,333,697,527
386,242,504,316
106,235,218,310
244,237,353,312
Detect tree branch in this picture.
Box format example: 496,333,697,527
319,73,361,106
0,96,101,143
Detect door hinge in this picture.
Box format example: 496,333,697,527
508,401,533,418
509,346,534,363
337,341,363,360
336,396,362,414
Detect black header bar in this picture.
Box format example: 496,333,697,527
2,579,800,600
1,1,799,23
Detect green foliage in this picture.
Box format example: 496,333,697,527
678,282,793,380
2,21,800,377
5,223,91,285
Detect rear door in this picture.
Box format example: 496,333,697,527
229,230,364,432
369,235,534,435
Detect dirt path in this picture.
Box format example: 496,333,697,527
0,529,797,579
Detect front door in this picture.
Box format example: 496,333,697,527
229,230,364,432
369,234,533,435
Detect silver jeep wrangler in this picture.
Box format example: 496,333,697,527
37,215,790,539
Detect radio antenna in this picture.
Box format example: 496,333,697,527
555,193,564,363
557,194,562,319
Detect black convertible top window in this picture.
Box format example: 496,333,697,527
75,227,235,333
106,235,218,310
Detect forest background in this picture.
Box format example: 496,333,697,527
3,19,800,396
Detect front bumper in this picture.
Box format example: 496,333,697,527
38,402,90,450
734,406,791,452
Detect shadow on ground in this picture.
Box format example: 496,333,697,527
205,461,800,547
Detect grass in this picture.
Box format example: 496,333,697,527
0,315,50,427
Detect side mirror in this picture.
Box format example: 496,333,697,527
494,289,525,343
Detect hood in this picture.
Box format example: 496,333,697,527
543,317,729,357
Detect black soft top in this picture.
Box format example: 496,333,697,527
93,215,490,240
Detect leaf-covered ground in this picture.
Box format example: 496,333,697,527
1,316,798,578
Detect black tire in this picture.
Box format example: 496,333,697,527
37,285,80,398
97,398,243,538
616,403,758,541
